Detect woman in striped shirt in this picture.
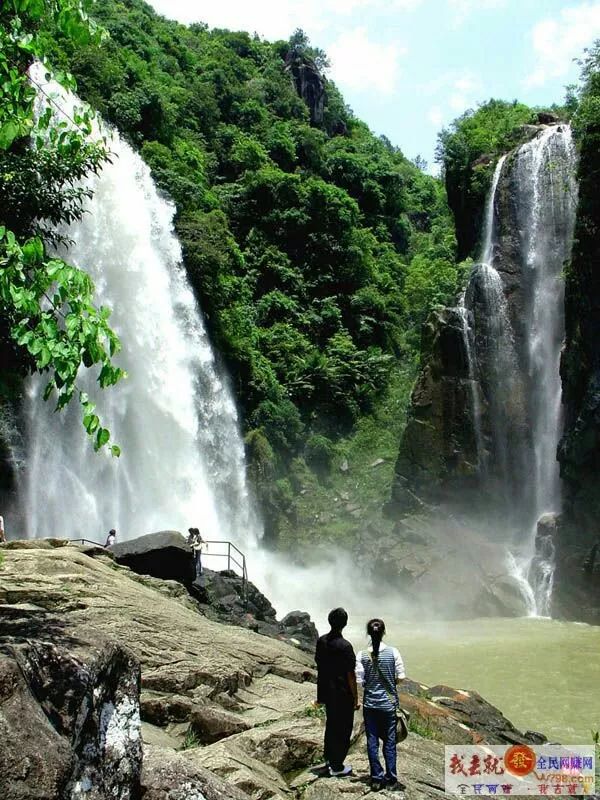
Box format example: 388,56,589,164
356,618,405,792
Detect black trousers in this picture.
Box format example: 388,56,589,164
324,699,354,771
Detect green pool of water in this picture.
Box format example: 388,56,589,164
346,617,600,744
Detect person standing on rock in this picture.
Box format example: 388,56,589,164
356,618,405,792
104,529,116,548
0,515,5,543
315,607,359,778
187,527,207,579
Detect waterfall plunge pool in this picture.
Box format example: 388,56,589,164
344,616,600,744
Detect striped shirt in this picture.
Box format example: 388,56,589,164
356,643,405,711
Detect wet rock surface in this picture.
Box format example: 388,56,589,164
0,541,548,800
390,306,481,512
549,514,600,624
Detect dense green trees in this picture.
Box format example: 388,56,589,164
0,0,470,538
40,0,458,513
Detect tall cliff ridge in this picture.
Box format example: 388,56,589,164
393,123,576,516
559,116,600,532
284,46,326,125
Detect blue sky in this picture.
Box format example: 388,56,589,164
147,0,600,171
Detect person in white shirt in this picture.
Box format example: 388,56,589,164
0,515,5,543
104,529,116,548
355,618,405,791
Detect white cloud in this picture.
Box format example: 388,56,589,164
448,0,506,26
327,0,422,12
147,0,422,39
525,2,600,88
454,76,477,93
148,0,323,39
428,106,444,126
328,27,406,95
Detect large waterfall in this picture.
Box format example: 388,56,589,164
462,124,578,614
20,68,259,549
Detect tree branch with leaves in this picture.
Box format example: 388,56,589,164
0,0,124,453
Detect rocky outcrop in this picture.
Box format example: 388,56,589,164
0,541,549,800
141,746,251,800
112,531,318,652
556,118,600,606
549,514,600,624
0,392,25,533
390,306,481,512
111,530,195,584
285,49,325,125
0,614,142,800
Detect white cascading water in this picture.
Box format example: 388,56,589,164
464,126,577,616
514,125,578,614
515,126,578,519
457,298,485,473
458,155,510,480
21,66,259,550
465,262,522,503
480,155,507,266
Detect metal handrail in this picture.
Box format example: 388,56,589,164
67,536,249,606
68,538,105,547
203,540,248,605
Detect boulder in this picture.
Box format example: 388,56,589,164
0,653,75,800
422,685,546,745
112,530,194,584
281,610,318,649
537,111,560,125
192,570,318,652
188,703,251,744
141,745,251,800
0,634,142,800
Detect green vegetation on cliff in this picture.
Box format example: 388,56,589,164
40,0,460,537
437,99,569,260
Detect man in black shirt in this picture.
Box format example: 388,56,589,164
315,607,359,777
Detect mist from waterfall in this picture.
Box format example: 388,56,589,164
21,66,258,550
462,125,578,615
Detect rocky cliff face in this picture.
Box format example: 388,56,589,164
559,122,600,531
390,124,600,622
285,49,325,125
390,306,480,511
394,124,577,511
0,540,546,800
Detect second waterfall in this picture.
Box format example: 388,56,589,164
462,124,578,612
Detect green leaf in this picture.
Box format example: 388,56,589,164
0,120,20,151
95,427,110,451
